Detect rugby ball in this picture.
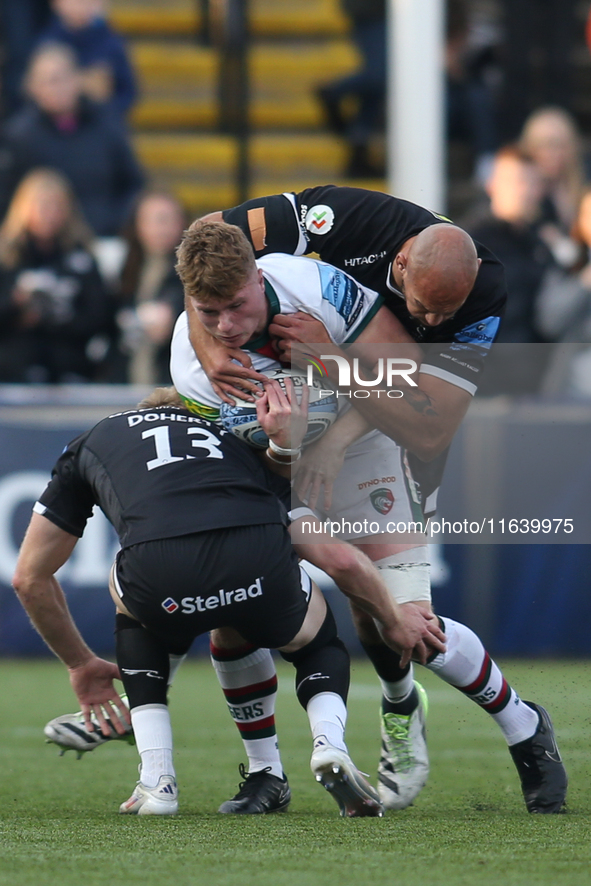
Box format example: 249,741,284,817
219,368,338,450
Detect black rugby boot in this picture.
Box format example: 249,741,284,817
509,702,567,813
218,764,291,814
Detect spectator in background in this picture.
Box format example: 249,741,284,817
0,0,51,117
37,0,138,120
0,43,144,236
535,186,591,397
465,145,553,393
104,191,186,385
0,167,111,383
519,106,589,270
315,0,386,178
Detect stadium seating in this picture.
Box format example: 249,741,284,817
109,0,386,217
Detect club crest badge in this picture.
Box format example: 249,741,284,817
370,488,394,515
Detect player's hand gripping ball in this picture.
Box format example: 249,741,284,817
220,369,337,449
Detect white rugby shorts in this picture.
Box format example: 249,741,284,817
318,430,425,541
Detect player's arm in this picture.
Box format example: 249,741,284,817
331,360,470,461
281,305,420,506
294,407,371,510
12,512,129,734
290,519,445,666
343,308,470,459
270,308,470,462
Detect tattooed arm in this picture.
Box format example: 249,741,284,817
348,375,469,460
316,355,471,461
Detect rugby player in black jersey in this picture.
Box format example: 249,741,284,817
174,191,567,816
13,383,444,816
190,185,505,521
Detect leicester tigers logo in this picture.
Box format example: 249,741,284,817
370,488,394,515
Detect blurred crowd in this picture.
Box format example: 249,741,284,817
0,0,590,396
0,0,187,385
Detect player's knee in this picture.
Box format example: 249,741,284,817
210,626,250,651
349,602,381,643
114,612,142,632
280,604,340,666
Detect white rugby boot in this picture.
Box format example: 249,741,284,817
311,738,383,817
44,704,134,759
119,775,178,815
377,681,429,810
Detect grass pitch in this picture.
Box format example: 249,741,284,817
0,657,590,886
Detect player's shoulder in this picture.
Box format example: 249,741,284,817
257,253,315,273
448,268,505,346
298,184,393,208
257,254,322,299
172,309,189,338
86,404,198,439
468,240,507,310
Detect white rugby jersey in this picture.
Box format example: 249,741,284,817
170,253,384,420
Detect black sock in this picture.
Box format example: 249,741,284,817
280,607,350,709
361,640,419,714
381,686,419,716
360,639,410,683
115,613,169,709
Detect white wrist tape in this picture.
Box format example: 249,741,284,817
268,438,301,457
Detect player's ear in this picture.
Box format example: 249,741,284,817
395,252,406,272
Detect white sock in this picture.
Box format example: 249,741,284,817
131,704,175,787
307,692,348,753
242,735,284,776
427,618,540,745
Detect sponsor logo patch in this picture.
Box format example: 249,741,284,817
318,265,361,323
162,597,179,613
370,487,394,515
454,316,500,349
121,668,165,680
305,204,334,235
180,577,264,614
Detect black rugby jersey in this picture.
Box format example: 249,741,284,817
223,184,507,396
35,407,291,549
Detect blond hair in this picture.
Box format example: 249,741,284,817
137,386,184,409
519,106,585,227
175,219,256,303
0,167,93,268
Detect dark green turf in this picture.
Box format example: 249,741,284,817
0,658,589,886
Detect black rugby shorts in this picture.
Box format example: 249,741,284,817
113,524,310,650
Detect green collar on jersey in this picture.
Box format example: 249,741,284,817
244,277,280,352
